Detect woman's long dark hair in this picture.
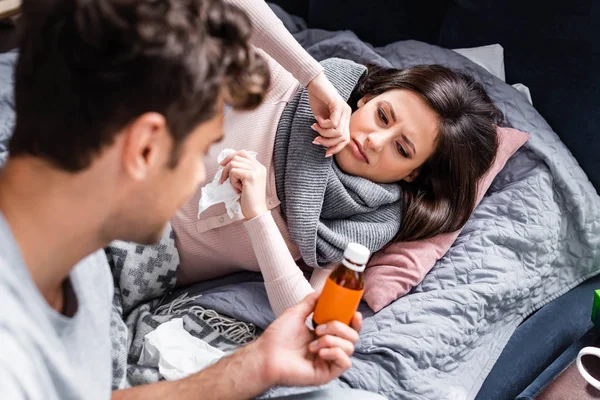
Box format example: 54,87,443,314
351,64,503,242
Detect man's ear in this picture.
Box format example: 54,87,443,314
121,112,168,181
403,169,420,183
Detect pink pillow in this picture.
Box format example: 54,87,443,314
364,127,530,312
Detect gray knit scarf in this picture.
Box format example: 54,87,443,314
274,58,402,268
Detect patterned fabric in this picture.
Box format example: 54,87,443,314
0,51,15,168
106,225,258,389
274,58,402,268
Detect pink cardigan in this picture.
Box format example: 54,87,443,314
172,0,330,317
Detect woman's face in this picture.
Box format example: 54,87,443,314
335,89,440,184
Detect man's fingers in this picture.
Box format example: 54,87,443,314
287,292,319,319
318,347,352,372
310,334,355,356
315,320,359,344
350,312,363,334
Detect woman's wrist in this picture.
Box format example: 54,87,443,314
245,205,269,220
306,70,326,90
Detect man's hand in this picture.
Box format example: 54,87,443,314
307,72,352,157
113,295,362,400
257,292,363,387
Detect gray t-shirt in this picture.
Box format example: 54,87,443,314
0,213,114,399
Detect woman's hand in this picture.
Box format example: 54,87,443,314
307,72,352,157
219,150,268,220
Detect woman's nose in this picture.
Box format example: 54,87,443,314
366,132,388,152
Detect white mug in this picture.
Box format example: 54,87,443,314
577,346,600,390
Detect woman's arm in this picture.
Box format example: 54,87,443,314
224,0,323,87
219,151,329,316
226,0,353,156
245,212,315,316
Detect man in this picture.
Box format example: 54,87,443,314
0,0,378,399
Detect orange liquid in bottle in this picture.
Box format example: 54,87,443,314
313,261,364,326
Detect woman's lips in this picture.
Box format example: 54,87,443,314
350,139,369,163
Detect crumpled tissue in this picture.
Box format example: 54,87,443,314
197,149,257,219
139,318,226,381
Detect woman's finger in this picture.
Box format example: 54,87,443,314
312,123,342,139
313,135,346,149
219,153,235,167
315,115,334,129
338,107,351,138
328,105,343,129
236,149,254,161
219,163,233,184
222,161,252,184
228,167,252,189
219,157,254,184
325,140,349,157
232,155,253,166
220,150,254,167
229,160,252,171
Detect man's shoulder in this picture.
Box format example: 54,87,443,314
74,249,114,303
0,247,29,309
0,325,49,400
0,250,43,335
0,255,49,398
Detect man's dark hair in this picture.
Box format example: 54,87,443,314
9,0,269,171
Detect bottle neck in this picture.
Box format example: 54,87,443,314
342,258,365,272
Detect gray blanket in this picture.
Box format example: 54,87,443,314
105,228,257,389
1,6,600,398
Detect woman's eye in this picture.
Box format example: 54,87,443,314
396,142,408,158
377,107,388,125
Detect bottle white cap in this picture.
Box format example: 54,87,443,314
342,242,370,272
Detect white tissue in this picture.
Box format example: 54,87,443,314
198,149,258,219
139,318,226,381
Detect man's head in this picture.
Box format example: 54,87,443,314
9,0,269,244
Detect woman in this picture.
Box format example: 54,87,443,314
172,1,501,316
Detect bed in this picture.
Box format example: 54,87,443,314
1,2,599,399
105,5,598,398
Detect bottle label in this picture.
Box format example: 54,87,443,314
313,279,364,326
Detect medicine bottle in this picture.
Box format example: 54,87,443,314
312,243,370,327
